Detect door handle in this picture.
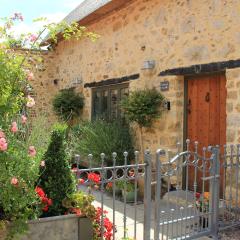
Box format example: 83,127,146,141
205,92,210,102
187,99,191,114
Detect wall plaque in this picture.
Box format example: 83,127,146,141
160,81,169,91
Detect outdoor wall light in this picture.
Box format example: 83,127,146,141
164,100,171,110
142,60,156,70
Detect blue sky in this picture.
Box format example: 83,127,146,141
0,0,84,34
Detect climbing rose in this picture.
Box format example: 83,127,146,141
29,34,37,43
11,122,18,133
11,177,18,186
28,146,36,157
26,95,35,107
40,160,45,167
21,115,27,124
0,137,7,151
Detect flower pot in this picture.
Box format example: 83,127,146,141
0,215,93,240
121,190,137,203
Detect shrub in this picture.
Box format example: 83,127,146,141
69,120,134,166
120,89,165,128
0,115,50,238
53,88,84,121
38,123,76,216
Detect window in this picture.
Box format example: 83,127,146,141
92,84,129,121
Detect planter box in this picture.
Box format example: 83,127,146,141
1,215,93,240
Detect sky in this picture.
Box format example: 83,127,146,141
0,0,84,34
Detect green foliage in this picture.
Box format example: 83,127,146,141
62,191,96,219
0,49,26,123
0,115,50,238
38,124,76,216
116,180,134,192
53,88,84,121
121,89,165,128
69,120,134,166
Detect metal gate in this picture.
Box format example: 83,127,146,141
74,140,240,240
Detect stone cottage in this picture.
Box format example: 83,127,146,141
33,0,240,157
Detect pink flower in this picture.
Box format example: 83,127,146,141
29,34,37,43
40,161,45,167
11,122,18,133
26,96,35,108
28,146,36,157
11,177,18,186
0,137,7,151
21,115,27,124
27,71,34,81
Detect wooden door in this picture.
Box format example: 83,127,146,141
187,73,226,191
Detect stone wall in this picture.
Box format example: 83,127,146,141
34,0,240,153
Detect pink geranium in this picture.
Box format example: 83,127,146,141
28,146,36,157
11,122,18,133
0,137,7,151
26,95,35,108
21,115,27,124
11,177,18,186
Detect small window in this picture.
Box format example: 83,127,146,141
92,84,129,121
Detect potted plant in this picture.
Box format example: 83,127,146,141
195,192,210,228
105,182,122,197
116,180,137,203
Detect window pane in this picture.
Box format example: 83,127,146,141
110,89,118,120
120,88,129,120
93,91,101,120
102,90,108,120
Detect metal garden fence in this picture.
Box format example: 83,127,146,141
73,140,240,240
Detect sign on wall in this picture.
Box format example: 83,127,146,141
160,81,169,91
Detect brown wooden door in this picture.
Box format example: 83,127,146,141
187,73,226,191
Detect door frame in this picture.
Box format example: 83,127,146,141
182,71,226,188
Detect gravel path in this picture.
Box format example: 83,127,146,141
218,227,240,239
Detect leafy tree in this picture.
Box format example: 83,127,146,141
121,89,165,152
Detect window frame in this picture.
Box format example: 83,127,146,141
91,83,129,121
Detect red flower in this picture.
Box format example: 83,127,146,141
79,178,85,184
71,208,82,216
42,205,49,212
35,186,45,197
35,186,52,212
48,199,53,206
88,173,101,184
195,192,201,199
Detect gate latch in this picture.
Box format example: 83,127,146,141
201,175,220,180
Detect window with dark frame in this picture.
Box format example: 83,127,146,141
92,84,129,121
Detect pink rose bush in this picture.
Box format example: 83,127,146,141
0,133,7,151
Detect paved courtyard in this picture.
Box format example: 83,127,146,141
79,186,211,240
